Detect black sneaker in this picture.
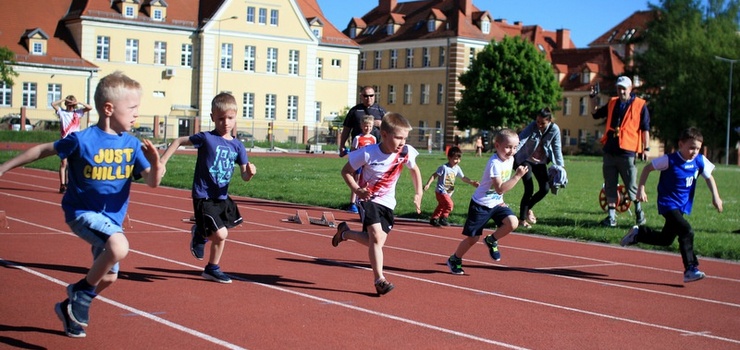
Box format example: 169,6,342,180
446,255,464,275
635,209,646,226
66,284,93,327
429,218,440,227
620,226,639,247
438,217,450,226
190,225,206,260
600,216,617,227
332,222,349,247
55,300,86,338
202,267,232,284
484,235,501,261
374,279,395,296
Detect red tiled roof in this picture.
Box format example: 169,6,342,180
589,10,656,47
296,0,359,47
550,46,626,91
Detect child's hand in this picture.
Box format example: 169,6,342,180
355,186,372,200
515,165,529,177
423,184,430,191
413,193,422,214
471,180,480,187
141,139,161,163
637,186,648,202
713,197,723,213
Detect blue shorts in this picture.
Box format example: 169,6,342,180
67,212,123,274
461,200,515,237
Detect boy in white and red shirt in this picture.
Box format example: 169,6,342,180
51,95,92,193
347,115,377,213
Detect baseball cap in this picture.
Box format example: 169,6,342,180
616,76,632,88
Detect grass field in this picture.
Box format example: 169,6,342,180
1,130,738,260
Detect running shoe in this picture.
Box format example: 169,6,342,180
202,267,232,284
484,235,501,261
600,216,617,228
438,217,450,226
66,284,93,327
446,255,464,275
374,279,395,296
620,226,640,247
55,300,86,338
348,204,359,213
683,265,706,283
332,222,349,247
429,218,440,227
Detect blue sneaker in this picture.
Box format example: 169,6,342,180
484,235,501,261
621,226,640,246
190,225,206,260
683,265,706,283
66,284,93,327
446,255,464,275
202,267,232,284
348,204,359,213
55,300,86,338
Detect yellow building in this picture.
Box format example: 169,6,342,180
0,0,358,144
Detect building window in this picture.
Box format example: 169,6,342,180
316,58,323,78
152,9,163,21
126,39,139,63
563,97,571,116
246,7,255,23
0,82,11,106
468,48,475,67
406,48,414,68
388,85,396,104
243,92,254,119
47,84,62,109
244,46,256,72
420,84,430,104
124,6,135,18
31,42,43,55
422,47,430,67
221,43,233,70
359,52,366,70
390,49,397,69
438,46,445,67
579,97,588,116
481,19,490,34
403,84,412,104
288,50,299,75
266,47,278,73
154,41,167,65
386,22,394,35
315,101,322,122
437,83,444,105
581,69,590,84
313,29,321,38
22,82,37,108
270,10,279,26
287,95,298,121
153,91,165,98
96,36,110,61
331,59,341,67
374,51,382,69
427,19,435,32
181,44,192,67
258,8,267,24
265,94,276,119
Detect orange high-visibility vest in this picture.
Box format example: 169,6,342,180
599,97,646,152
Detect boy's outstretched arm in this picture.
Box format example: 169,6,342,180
636,163,655,203
409,165,423,214
160,136,191,165
461,176,479,187
140,139,165,188
423,173,438,191
240,162,256,182
704,176,723,213
492,165,527,194
0,142,57,177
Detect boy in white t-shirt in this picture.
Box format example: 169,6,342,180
446,129,528,275
52,95,93,193
332,112,423,296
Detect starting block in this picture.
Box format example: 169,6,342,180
0,210,8,229
282,210,336,228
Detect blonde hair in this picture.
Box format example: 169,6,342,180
93,71,142,115
494,128,518,144
362,115,374,125
211,92,237,113
380,112,412,134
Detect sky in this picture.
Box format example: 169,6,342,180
317,0,659,48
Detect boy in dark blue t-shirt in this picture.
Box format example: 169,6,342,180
161,92,256,284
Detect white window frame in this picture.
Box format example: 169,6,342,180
420,84,430,104
374,51,382,69
265,94,276,119
316,58,323,78
406,48,414,68
314,101,321,122
32,42,43,55
154,41,167,65
437,83,444,105
22,82,37,108
287,95,298,121
181,44,192,67
390,49,397,69
246,7,255,23
331,59,341,67
270,9,279,26
244,46,256,72
258,8,267,24
403,84,412,105
359,52,366,70
96,36,110,61
47,83,62,109
579,97,588,116
0,82,11,106
563,97,571,116
422,47,430,67
221,43,233,70
388,85,396,104
243,92,255,119
438,46,445,67
288,50,299,75
152,9,163,21
126,39,139,63
266,47,278,73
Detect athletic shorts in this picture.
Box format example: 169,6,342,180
359,201,394,234
67,212,123,274
461,200,515,237
193,197,243,237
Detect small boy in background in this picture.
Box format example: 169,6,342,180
446,129,528,275
332,112,423,296
347,115,377,213
424,146,479,227
0,71,165,337
160,92,256,284
620,127,722,283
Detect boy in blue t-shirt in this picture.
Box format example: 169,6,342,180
620,127,723,283
423,146,479,227
160,92,256,284
0,72,165,337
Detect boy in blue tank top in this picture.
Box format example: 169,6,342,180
0,71,165,337
160,92,256,284
620,127,723,283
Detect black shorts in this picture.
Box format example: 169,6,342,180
193,197,243,237
461,200,514,237
359,201,394,234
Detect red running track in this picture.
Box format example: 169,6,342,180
0,167,738,349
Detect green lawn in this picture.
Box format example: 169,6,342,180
2,130,738,260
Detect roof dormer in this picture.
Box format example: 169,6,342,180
385,13,404,36
144,0,167,21
473,11,492,35
115,0,141,19
308,17,324,39
426,8,446,32
348,17,366,39
22,28,49,56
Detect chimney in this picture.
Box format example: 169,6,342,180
556,29,571,49
379,0,397,14
457,0,471,16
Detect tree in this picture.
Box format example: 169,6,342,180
0,46,18,86
635,0,740,157
454,36,562,131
